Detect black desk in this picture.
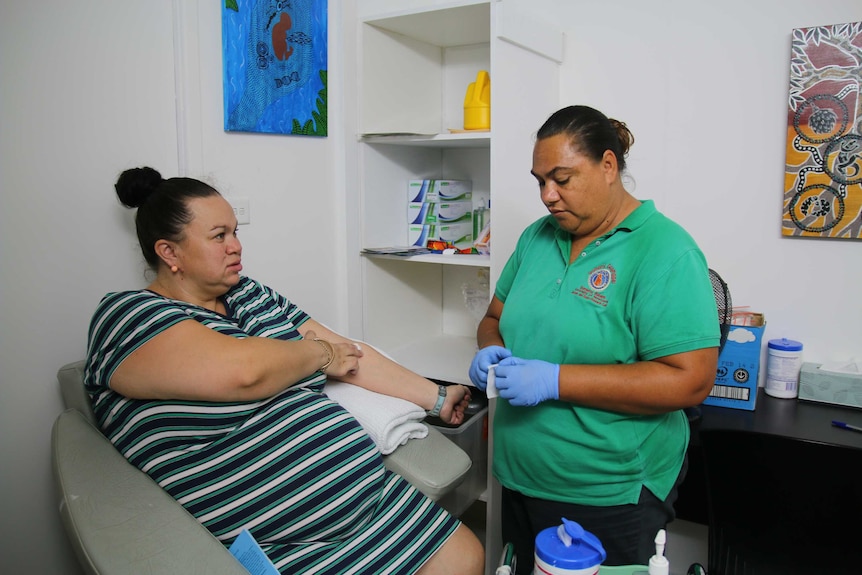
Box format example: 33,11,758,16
677,389,862,573
676,387,862,525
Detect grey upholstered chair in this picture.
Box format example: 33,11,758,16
52,360,471,575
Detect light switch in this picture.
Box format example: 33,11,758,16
227,197,250,225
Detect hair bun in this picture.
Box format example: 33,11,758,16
608,119,635,157
115,166,164,208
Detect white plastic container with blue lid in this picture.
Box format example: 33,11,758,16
534,518,606,575
765,338,804,399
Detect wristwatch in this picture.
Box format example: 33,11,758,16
427,384,447,417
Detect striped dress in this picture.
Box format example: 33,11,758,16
84,276,459,574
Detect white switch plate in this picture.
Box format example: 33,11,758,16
227,197,250,225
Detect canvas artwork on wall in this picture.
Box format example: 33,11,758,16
783,21,862,239
222,0,328,136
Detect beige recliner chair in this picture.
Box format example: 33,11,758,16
52,360,471,575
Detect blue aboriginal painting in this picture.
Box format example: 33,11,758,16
223,0,327,136
784,21,862,239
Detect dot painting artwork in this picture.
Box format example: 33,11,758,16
783,21,862,239
222,0,328,136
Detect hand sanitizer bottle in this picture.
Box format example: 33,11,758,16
648,529,669,575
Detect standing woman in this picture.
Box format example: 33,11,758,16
86,167,483,575
469,106,719,569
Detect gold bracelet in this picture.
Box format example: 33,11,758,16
312,338,334,373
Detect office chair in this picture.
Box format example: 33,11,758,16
700,428,862,574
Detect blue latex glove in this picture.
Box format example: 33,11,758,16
494,357,560,407
469,345,512,390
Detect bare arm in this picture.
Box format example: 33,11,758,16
299,320,471,425
110,320,362,402
476,296,718,414
557,347,718,414
476,296,506,349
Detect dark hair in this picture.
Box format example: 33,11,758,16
115,167,220,269
536,105,635,172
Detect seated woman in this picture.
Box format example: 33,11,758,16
84,167,484,575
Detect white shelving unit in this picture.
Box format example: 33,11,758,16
348,1,562,571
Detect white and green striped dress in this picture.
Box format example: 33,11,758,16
84,276,459,574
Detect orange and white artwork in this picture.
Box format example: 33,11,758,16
784,21,862,239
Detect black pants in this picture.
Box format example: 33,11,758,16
501,457,687,573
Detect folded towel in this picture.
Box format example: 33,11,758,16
324,380,428,455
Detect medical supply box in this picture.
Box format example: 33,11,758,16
408,179,472,203
702,314,766,411
798,362,862,409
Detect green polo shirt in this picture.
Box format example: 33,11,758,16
493,200,719,506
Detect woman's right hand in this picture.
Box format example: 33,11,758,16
306,330,363,378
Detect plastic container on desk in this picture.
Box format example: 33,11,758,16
765,338,803,399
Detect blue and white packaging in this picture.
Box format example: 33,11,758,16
408,201,473,225
408,179,472,202
229,530,279,575
437,222,473,249
437,201,473,223
703,316,766,411
408,224,436,247
408,202,437,225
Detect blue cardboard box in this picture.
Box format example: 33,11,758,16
703,318,766,411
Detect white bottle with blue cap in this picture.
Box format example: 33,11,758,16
765,338,804,399
533,518,606,575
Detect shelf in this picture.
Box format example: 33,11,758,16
362,2,490,48
386,334,477,385
362,252,489,267
360,132,490,148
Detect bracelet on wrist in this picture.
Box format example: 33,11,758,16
312,338,334,373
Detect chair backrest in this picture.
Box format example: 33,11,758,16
52,361,248,575
700,428,862,574
58,360,97,425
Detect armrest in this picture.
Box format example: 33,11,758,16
51,409,248,575
382,425,471,501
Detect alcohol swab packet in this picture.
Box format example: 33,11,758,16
486,363,499,399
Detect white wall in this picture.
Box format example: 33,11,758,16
1,0,860,573
0,1,349,572
532,0,862,366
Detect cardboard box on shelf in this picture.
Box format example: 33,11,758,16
408,221,474,250
408,179,472,203
408,201,473,225
702,313,766,411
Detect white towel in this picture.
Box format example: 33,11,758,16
324,380,428,455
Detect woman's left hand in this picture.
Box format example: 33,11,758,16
439,385,471,425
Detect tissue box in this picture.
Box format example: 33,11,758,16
799,362,862,408
703,317,766,411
